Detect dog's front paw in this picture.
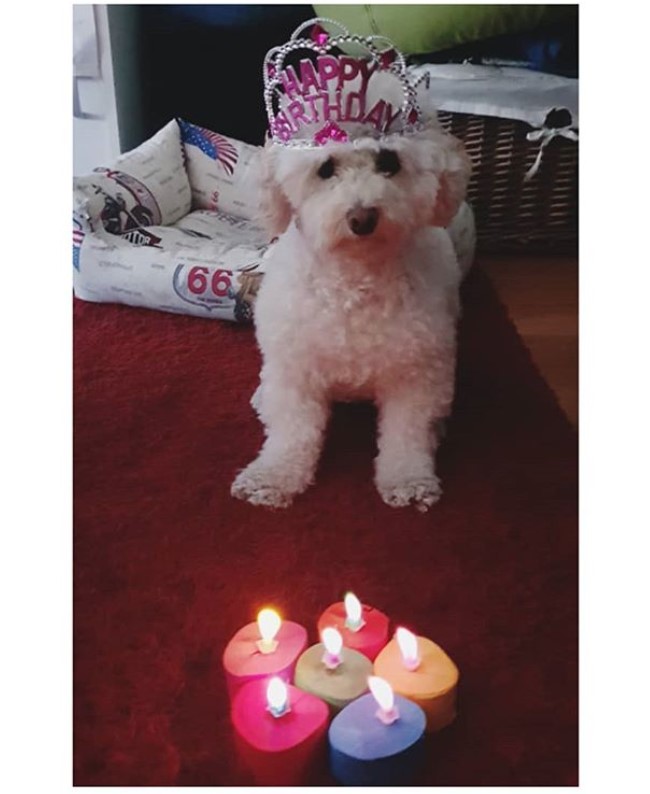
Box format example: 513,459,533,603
231,463,297,509
377,475,442,512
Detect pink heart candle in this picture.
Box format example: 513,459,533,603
223,608,308,700
232,677,329,786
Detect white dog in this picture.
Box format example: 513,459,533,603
231,120,474,510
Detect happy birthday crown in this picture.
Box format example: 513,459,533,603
263,17,430,148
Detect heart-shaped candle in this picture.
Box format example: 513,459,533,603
374,627,459,732
328,676,426,785
317,592,389,661
223,608,308,700
294,627,372,713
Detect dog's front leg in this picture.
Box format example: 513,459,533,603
375,357,454,512
231,381,329,508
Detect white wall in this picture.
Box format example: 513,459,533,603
73,5,120,175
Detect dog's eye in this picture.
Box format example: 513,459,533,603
376,149,401,177
317,157,336,179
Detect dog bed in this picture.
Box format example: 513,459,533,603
73,119,274,322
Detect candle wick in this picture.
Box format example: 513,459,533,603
344,616,366,633
267,702,291,719
376,705,400,725
322,650,342,671
256,638,279,655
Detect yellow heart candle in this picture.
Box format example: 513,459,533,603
294,627,372,712
373,627,459,732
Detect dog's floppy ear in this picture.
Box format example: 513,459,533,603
257,141,293,237
427,130,472,228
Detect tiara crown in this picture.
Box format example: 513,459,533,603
263,17,429,148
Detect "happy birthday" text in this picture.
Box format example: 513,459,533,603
270,55,403,142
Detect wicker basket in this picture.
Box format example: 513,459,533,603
438,111,578,254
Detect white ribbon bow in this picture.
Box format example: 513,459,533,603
524,125,579,181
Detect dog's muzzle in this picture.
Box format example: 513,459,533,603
346,206,379,236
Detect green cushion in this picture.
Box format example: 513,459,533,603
314,4,574,55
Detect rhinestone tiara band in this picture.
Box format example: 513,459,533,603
263,17,430,148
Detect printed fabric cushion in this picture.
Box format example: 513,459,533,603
178,119,260,219
74,120,192,234
73,208,273,323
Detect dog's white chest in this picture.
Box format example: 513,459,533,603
274,273,449,397
254,228,459,400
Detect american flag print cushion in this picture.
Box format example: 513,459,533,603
177,119,259,218
73,212,87,271
178,119,239,176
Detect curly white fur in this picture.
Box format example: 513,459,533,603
232,121,474,511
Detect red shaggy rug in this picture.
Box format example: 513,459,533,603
73,268,577,786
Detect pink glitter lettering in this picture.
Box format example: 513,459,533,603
303,94,321,123
338,56,361,89
344,92,365,122
280,66,302,101
322,90,343,122
317,55,340,90
363,99,386,130
383,104,402,131
358,60,380,92
287,99,311,128
299,59,321,96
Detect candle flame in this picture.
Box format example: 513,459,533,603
344,592,362,624
321,627,343,656
257,608,282,643
266,676,288,712
368,676,395,712
396,627,420,667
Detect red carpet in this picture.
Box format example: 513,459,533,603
73,268,578,786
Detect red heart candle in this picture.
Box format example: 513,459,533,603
223,608,308,700
373,627,459,732
232,677,329,786
317,592,389,661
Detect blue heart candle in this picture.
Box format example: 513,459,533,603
328,676,426,786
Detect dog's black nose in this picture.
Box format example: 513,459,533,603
347,206,379,236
